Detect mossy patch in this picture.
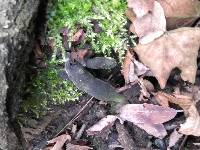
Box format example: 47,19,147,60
47,0,128,61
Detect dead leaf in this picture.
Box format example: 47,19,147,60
179,104,200,136
47,134,71,150
154,92,193,112
142,79,154,92
133,27,200,89
127,0,155,18
125,8,136,23
122,50,134,84
157,0,200,18
73,29,85,45
138,79,151,101
71,49,89,61
154,92,200,136
119,104,174,138
157,0,200,29
122,50,149,84
86,115,118,135
119,103,177,124
60,27,69,50
66,143,92,150
135,122,167,139
87,104,176,138
167,129,183,149
127,1,166,44
154,92,170,107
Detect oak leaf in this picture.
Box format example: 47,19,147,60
127,0,166,44
133,27,200,89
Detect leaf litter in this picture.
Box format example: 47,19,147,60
43,0,200,149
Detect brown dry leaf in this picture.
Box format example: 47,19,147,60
157,0,200,17
86,115,118,135
125,8,136,23
154,92,200,136
167,129,183,149
135,122,167,139
47,134,71,150
133,27,200,89
127,0,155,18
122,50,149,84
154,92,170,107
66,143,92,150
127,0,166,44
71,49,89,61
119,103,177,124
142,79,154,92
87,104,176,138
157,0,200,29
138,79,151,101
73,29,85,45
154,92,193,112
122,50,134,84
179,104,200,136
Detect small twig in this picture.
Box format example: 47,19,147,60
193,143,200,146
75,124,87,140
179,135,188,150
55,97,94,137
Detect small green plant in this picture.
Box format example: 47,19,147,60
21,60,81,118
47,0,128,62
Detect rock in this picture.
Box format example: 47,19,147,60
0,0,42,149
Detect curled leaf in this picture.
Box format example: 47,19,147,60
122,50,149,84
86,115,118,135
134,27,200,89
179,104,200,136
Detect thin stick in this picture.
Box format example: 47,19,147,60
75,124,87,140
55,97,94,137
179,135,188,150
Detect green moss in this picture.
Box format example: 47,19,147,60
21,60,81,118
47,0,129,62
20,0,130,119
